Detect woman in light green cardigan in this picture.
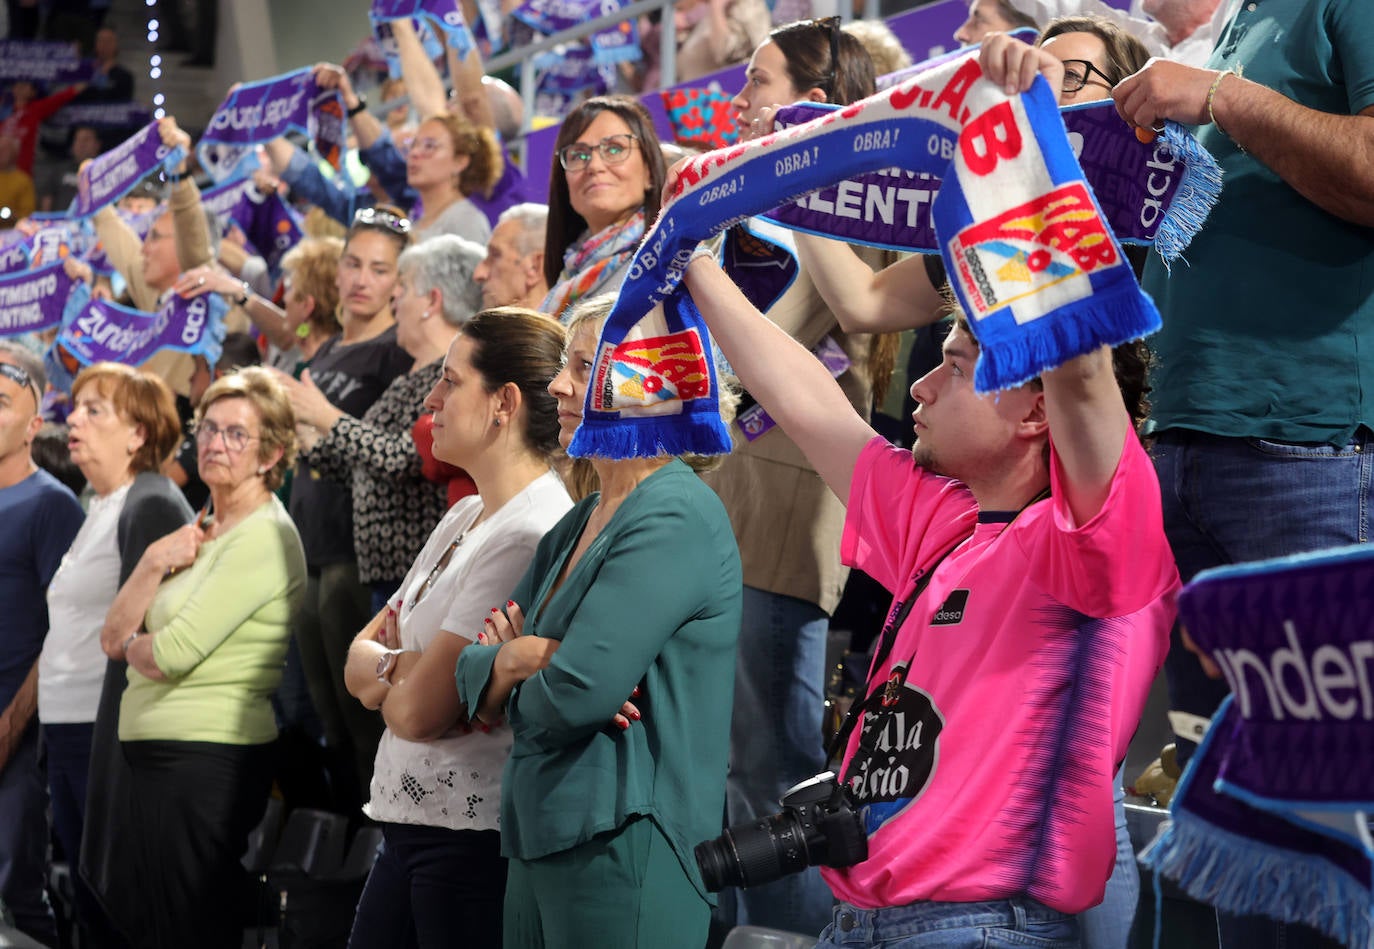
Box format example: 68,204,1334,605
457,295,743,949
101,367,307,949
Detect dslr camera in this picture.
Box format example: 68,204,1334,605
694,771,868,891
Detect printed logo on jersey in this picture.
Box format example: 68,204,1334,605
841,661,945,835
930,589,969,626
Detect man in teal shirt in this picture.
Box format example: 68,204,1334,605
1113,1,1374,945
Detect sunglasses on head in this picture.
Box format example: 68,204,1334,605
352,207,412,235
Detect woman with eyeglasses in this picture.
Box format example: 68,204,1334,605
340,307,572,949
542,96,668,320
37,361,190,948
700,18,900,936
274,206,414,816
99,367,306,949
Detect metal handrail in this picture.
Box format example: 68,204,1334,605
485,0,679,161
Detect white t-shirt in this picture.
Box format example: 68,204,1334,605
39,483,130,723
365,470,573,831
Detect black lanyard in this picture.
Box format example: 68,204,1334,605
825,487,1051,764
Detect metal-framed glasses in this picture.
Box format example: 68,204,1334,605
558,134,639,172
352,206,412,235
196,419,259,453
1059,59,1115,95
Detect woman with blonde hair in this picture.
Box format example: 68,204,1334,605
99,366,307,948
457,294,742,949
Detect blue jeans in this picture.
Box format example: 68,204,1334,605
723,586,834,936
1152,427,1372,949
1077,770,1137,949
349,824,504,949
0,728,57,946
817,897,1080,948
1152,428,1373,765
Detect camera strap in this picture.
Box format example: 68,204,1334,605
825,486,1052,766
824,534,965,764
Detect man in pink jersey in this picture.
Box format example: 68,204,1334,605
680,38,1178,949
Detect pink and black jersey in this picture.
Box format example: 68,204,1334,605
824,428,1178,914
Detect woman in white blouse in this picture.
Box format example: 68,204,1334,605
343,307,572,949
39,363,190,945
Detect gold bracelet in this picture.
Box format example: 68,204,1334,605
1206,68,1245,151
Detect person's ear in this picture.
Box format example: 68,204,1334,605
494,380,522,428
524,252,545,290
804,86,829,104
1018,389,1048,440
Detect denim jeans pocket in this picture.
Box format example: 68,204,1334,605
1245,436,1366,459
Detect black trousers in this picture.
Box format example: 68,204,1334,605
114,738,274,949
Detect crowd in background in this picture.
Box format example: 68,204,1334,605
0,0,1369,947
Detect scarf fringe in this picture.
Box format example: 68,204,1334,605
1142,813,1374,949
569,410,733,459
1153,122,1222,269
972,291,1161,392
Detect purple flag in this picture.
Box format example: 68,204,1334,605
199,176,304,277
759,99,1218,262
72,122,186,219
0,261,77,337
46,288,228,392
198,69,347,183
513,0,641,66
57,102,153,129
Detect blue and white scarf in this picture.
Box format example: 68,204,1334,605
571,50,1161,459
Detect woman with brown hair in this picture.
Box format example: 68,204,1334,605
540,96,668,319
406,111,503,244
100,367,306,949
39,361,191,948
342,307,572,949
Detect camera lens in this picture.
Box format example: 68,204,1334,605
694,811,813,892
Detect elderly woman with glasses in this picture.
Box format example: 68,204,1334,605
541,96,668,320
99,367,306,949
37,362,190,946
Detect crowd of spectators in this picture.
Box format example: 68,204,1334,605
0,0,1369,948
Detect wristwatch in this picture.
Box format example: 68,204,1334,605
235,281,251,306
376,649,401,684
346,96,368,118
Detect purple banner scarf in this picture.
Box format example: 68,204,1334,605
198,69,347,184
72,122,186,220
0,261,77,337
199,176,305,278
370,0,476,67
1141,545,1374,949
58,102,153,129
0,40,93,83
761,99,1218,264
513,0,641,66
0,230,32,276
571,50,1160,458
45,286,228,392
28,217,100,268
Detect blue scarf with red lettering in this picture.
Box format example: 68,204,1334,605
570,50,1160,459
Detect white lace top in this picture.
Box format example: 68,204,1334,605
364,470,572,831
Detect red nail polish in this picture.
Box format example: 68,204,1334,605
629,709,641,721
616,719,629,730
490,607,500,614
477,632,486,643
630,686,641,698
506,600,516,609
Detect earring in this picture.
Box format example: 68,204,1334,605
258,465,269,475
492,418,502,428
420,309,432,320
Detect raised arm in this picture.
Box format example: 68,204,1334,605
313,63,385,151
448,39,496,132
683,254,875,502
1041,346,1131,527
793,234,946,334
1113,61,1374,226
392,18,450,120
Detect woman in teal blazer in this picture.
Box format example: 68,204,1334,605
456,295,743,949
